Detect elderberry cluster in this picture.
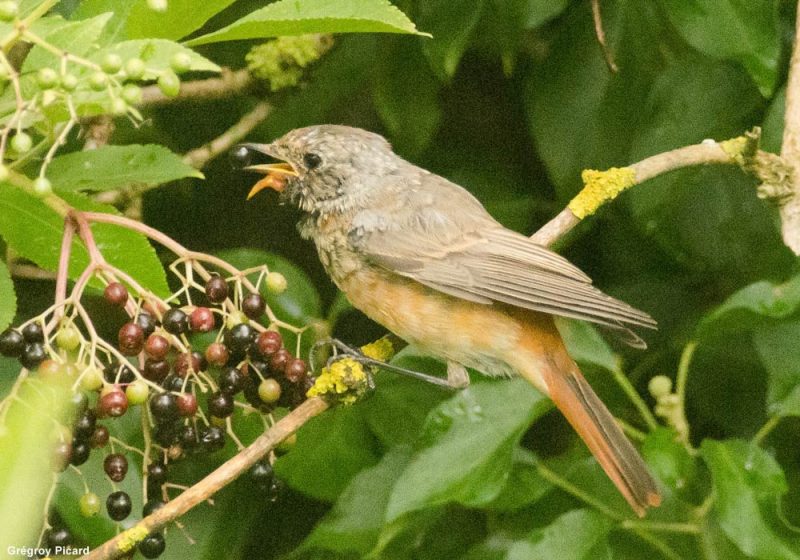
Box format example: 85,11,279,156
0,267,311,557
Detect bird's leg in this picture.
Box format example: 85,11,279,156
446,361,471,389
309,338,462,391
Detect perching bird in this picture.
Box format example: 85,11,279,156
236,125,661,516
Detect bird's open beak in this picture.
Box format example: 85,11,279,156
244,162,298,199
234,143,298,199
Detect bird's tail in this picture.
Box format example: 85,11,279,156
516,318,661,517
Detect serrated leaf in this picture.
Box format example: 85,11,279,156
416,0,485,80
0,185,168,297
372,39,441,156
274,407,379,502
697,273,800,338
700,439,799,560
126,0,236,41
186,0,427,47
660,0,781,96
385,379,550,520
91,39,220,77
49,145,202,193
0,260,15,332
302,446,411,555
22,13,113,73
506,509,613,560
753,320,800,417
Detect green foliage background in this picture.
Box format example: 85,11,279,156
2,0,800,559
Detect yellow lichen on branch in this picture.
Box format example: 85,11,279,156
116,525,149,553
568,167,637,219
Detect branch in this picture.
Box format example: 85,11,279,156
591,0,617,73
183,101,272,169
778,1,800,253
139,68,253,107
531,140,736,246
80,397,329,560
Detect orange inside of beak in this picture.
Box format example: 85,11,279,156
245,162,297,199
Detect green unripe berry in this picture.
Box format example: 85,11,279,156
56,326,81,352
124,58,146,80
80,366,104,392
36,67,58,89
266,271,287,294
10,131,32,154
110,97,127,115
157,70,180,97
169,52,192,73
258,378,281,404
61,73,78,91
0,1,18,22
32,176,52,197
0,164,8,182
121,84,142,105
101,53,123,74
89,71,107,91
79,492,101,517
648,375,673,399
125,380,149,405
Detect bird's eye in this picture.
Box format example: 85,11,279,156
303,152,322,170
229,145,252,169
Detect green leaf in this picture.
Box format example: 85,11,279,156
700,439,799,560
483,448,552,511
385,379,551,520
70,0,135,42
506,509,613,560
22,13,112,73
641,428,697,494
49,145,202,193
526,0,569,28
0,185,169,297
754,320,800,417
698,273,800,338
0,380,71,552
126,0,236,40
91,39,220,77
185,0,428,46
372,39,442,156
762,86,786,154
416,0,485,80
660,0,781,96
0,260,15,332
302,446,411,555
555,318,619,373
274,406,379,502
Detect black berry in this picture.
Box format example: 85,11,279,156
74,409,97,440
224,323,255,354
285,358,308,383
21,342,47,369
138,531,166,558
106,490,132,521
200,425,225,452
208,392,234,418
136,312,158,338
147,462,168,483
143,359,170,383
21,322,44,343
241,293,265,319
0,329,24,357
46,527,72,547
205,276,228,303
249,459,274,491
269,348,290,375
162,308,188,335
142,499,165,517
70,439,91,466
219,367,245,394
91,425,110,447
150,393,179,422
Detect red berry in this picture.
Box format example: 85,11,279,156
98,386,128,417
189,307,215,332
176,393,197,417
104,453,128,482
205,276,228,303
144,334,170,360
205,342,229,367
91,425,110,447
173,351,206,377
104,282,128,306
241,293,265,319
284,358,307,383
269,348,290,375
118,323,144,356
256,331,282,357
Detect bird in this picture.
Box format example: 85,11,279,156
235,124,662,516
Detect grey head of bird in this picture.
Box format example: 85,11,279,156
236,125,405,214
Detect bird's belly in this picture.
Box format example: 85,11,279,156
339,267,531,377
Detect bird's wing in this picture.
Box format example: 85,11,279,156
349,175,656,333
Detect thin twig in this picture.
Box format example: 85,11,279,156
139,68,253,107
778,1,800,253
591,0,618,72
183,102,271,169
674,341,696,444
81,397,329,560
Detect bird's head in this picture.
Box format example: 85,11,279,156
233,125,399,213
